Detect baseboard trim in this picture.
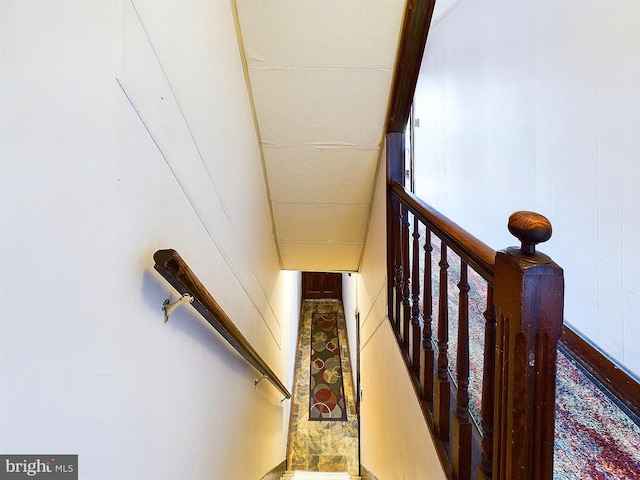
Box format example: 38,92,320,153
560,324,640,420
260,460,287,480
360,465,379,480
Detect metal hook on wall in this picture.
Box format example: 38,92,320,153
254,374,269,390
255,374,289,402
162,293,194,323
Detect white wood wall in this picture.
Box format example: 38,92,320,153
0,1,299,478
414,0,640,377
355,146,447,479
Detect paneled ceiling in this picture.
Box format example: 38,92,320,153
233,0,407,272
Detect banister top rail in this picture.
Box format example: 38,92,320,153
389,180,496,284
153,249,291,399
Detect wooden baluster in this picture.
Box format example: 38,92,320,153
451,259,471,480
452,260,471,480
393,204,403,340
477,285,496,480
402,207,411,353
411,218,422,376
422,229,434,403
434,242,450,441
386,193,396,331
493,212,564,480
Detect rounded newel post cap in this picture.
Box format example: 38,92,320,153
508,211,552,254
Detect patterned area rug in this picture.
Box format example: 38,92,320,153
309,311,347,421
287,300,358,474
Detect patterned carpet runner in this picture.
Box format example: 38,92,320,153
309,311,347,421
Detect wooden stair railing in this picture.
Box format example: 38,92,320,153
384,0,564,476
386,179,564,480
153,249,291,399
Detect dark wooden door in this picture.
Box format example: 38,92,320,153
302,272,342,300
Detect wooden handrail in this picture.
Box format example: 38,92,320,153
386,170,564,480
384,0,564,474
386,0,437,132
389,181,496,284
153,249,291,399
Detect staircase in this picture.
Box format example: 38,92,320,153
280,471,360,480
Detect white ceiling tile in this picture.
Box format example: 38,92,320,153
279,242,363,272
264,147,379,204
234,0,406,273
249,67,392,147
235,0,405,68
273,204,370,242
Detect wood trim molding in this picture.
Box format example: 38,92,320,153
386,0,437,132
560,324,640,420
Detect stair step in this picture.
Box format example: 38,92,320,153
280,471,355,480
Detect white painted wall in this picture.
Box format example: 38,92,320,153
414,0,640,377
0,1,299,478
341,273,358,395
356,149,447,479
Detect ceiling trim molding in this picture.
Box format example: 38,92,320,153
230,0,284,269
386,0,437,133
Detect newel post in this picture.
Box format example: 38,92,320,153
386,132,405,333
492,212,564,480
